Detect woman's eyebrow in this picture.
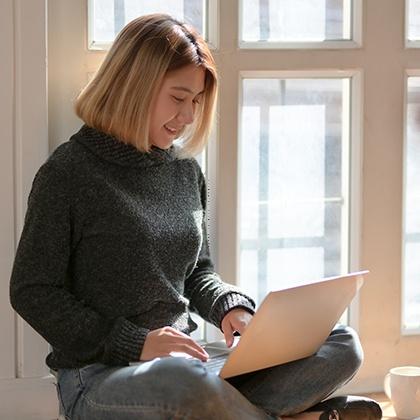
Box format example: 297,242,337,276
171,86,204,96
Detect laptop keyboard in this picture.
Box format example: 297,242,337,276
201,340,238,374
204,354,228,374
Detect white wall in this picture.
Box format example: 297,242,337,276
0,0,58,418
0,0,18,382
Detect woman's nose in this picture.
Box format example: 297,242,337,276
177,102,195,125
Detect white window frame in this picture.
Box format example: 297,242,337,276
405,0,420,48
238,0,363,50
236,69,363,327
87,0,219,51
401,69,420,335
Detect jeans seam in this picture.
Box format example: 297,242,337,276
76,368,85,388
55,381,72,420
80,393,201,419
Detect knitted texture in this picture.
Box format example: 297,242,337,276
10,125,255,369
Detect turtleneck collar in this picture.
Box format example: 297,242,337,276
73,125,178,169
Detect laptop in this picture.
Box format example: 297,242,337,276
201,271,367,378
130,271,366,379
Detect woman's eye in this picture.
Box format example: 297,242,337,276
172,96,184,103
193,98,201,105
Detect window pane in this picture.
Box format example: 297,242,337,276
89,0,205,47
407,0,420,41
239,78,350,304
403,77,420,330
241,0,352,43
240,250,259,300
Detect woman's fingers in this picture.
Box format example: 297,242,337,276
171,341,209,361
222,319,235,348
168,332,209,360
161,327,209,358
140,327,209,361
221,309,254,347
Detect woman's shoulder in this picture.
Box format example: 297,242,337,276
176,151,204,177
44,131,97,173
51,132,92,163
32,133,94,193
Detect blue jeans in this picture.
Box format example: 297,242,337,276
56,325,363,419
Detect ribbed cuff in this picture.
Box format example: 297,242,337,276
209,292,255,329
103,318,149,365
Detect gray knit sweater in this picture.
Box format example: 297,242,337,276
9,125,255,369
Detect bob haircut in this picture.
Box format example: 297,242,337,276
74,14,218,157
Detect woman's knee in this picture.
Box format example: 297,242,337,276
330,325,364,374
142,358,229,404
74,359,234,419
145,357,209,389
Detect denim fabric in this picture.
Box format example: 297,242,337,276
56,325,363,419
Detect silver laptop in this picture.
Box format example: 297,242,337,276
201,271,367,378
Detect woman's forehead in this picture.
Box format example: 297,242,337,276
164,65,205,94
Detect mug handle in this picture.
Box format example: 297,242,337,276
384,372,391,399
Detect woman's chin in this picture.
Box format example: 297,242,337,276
151,138,174,150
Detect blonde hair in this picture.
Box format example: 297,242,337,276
75,14,218,157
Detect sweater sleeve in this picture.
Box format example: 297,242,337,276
9,161,149,366
184,165,255,329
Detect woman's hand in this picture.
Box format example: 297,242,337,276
221,308,253,347
140,326,209,361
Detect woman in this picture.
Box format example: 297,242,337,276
10,14,381,420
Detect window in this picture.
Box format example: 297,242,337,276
403,75,420,333
85,0,363,330
239,76,352,303
406,0,420,47
88,0,207,50
239,0,362,49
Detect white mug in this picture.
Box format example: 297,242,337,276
384,366,420,419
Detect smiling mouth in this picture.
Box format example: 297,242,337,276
164,124,178,135
164,124,185,136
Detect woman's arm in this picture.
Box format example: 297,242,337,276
9,161,148,366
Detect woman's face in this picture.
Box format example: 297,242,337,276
149,64,205,150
